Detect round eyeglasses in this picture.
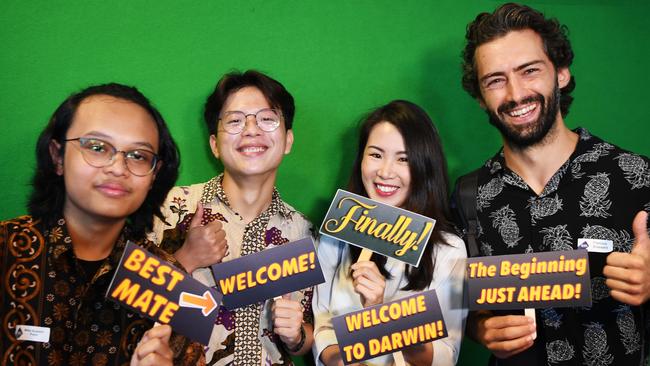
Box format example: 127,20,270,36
218,108,282,134
65,137,159,176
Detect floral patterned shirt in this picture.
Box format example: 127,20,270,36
151,174,314,366
0,215,203,366
458,128,650,366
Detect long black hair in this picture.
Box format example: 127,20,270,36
348,100,454,291
28,83,180,239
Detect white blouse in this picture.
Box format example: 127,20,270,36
312,233,467,366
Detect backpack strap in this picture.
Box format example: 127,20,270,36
452,169,480,257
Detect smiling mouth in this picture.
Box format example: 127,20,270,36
506,103,537,118
374,183,399,196
238,146,267,154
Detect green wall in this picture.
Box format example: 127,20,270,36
2,1,649,364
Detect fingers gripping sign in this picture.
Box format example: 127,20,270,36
272,294,305,353
604,211,650,306
175,201,229,273
351,250,386,308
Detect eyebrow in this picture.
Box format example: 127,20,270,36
367,145,407,155
479,60,545,83
83,131,157,151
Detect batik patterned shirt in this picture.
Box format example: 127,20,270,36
151,174,314,366
463,128,650,366
0,215,203,366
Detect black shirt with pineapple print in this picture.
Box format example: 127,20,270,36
458,128,650,366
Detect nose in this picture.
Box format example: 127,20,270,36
103,151,129,176
377,158,396,179
241,114,262,136
505,76,526,103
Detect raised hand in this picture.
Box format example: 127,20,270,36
604,210,650,306
350,261,386,307
272,294,305,353
130,324,173,366
174,201,228,273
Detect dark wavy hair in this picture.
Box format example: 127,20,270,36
204,70,295,136
347,100,454,291
461,3,575,117
28,83,180,239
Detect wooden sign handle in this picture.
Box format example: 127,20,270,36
357,248,373,262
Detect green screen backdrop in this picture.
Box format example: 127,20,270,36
2,1,649,365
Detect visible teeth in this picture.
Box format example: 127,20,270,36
508,104,536,117
376,184,398,193
240,146,265,153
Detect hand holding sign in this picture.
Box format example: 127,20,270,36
471,312,535,359
176,201,228,273
351,258,386,308
272,294,306,353
130,324,173,366
604,210,650,306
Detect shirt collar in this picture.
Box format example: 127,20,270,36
202,173,292,220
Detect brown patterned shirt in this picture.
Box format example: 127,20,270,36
0,215,203,366
152,174,314,366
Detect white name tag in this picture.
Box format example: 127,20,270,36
15,325,50,342
577,238,613,253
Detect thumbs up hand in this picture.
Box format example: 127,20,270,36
174,201,228,273
604,211,650,306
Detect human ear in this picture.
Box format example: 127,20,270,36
49,140,64,175
284,129,294,155
557,67,571,89
209,134,220,159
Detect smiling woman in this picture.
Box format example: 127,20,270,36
0,83,202,365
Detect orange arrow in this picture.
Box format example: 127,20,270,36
179,291,218,316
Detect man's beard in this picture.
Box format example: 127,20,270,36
486,83,561,149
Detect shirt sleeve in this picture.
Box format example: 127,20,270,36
311,235,345,365
430,234,468,365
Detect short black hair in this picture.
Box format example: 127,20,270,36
461,3,575,117
28,83,180,239
204,70,295,135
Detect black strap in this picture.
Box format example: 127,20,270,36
452,169,480,257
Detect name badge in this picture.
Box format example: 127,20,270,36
577,238,613,253
15,325,50,342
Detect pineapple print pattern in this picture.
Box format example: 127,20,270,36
489,205,522,248
614,305,641,354
464,128,650,365
547,339,575,364
540,308,563,329
571,142,614,179
480,241,493,256
581,224,633,252
615,153,650,189
540,160,568,196
582,322,614,366
579,173,612,218
477,177,504,211
591,277,610,302
502,172,529,190
528,194,563,224
539,225,573,251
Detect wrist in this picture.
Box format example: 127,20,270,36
284,324,305,353
174,246,195,273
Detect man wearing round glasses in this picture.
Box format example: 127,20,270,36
152,70,313,366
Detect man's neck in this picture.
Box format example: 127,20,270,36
222,172,276,224
64,208,125,261
502,119,579,195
